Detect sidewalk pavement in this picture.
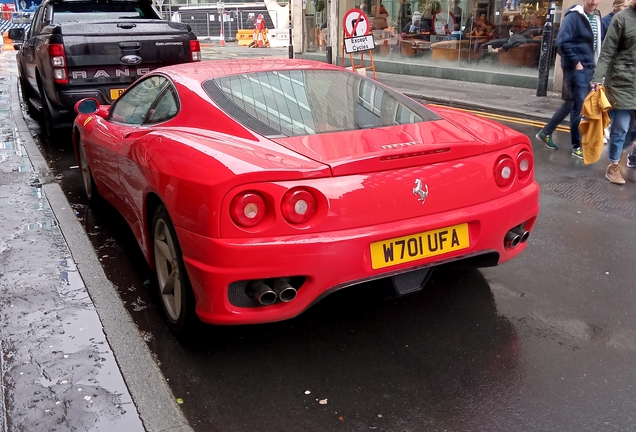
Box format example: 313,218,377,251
0,53,192,431
0,45,565,432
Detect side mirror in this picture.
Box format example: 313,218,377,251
74,98,100,115
8,28,25,41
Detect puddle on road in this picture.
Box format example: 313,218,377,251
25,218,57,231
0,133,32,172
58,258,91,306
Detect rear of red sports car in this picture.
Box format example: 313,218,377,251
72,61,539,329
163,63,540,325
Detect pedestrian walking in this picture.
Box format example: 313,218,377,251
535,0,602,159
598,0,631,150
601,0,631,36
591,3,636,184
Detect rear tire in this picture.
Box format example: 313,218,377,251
41,89,60,140
152,205,197,334
18,74,36,118
36,76,64,141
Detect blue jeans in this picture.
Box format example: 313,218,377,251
542,68,594,148
608,109,632,163
624,111,636,146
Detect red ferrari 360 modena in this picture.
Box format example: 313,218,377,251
72,59,539,333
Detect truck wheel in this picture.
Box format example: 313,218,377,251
152,205,198,335
41,89,60,140
18,75,36,117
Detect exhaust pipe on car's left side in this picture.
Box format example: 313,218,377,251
249,281,277,305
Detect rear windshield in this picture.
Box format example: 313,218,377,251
52,1,159,22
202,69,439,137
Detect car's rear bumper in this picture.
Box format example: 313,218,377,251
177,181,540,325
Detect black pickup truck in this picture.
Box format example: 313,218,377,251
9,0,201,137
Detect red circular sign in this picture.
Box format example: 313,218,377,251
343,8,371,38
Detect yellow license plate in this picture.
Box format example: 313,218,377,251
109,88,125,100
370,223,470,270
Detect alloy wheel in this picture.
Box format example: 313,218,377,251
78,142,93,200
153,218,182,323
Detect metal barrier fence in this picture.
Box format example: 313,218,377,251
175,8,277,40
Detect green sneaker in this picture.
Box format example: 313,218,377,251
571,146,584,159
536,130,558,150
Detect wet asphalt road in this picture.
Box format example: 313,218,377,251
20,85,636,429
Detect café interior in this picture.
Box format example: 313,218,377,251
303,0,563,77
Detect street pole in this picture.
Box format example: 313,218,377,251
536,1,556,97
217,1,225,46
228,11,232,41
288,6,293,58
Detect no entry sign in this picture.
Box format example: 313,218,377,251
343,8,374,54
343,8,370,38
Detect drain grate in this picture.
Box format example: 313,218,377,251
543,177,636,221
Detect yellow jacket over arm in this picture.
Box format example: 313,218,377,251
580,85,611,165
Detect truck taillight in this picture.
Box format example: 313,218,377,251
190,40,201,61
49,43,68,84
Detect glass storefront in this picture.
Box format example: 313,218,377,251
303,0,562,77
303,0,329,52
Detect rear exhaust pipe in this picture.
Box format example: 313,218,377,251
249,281,277,305
273,279,297,302
512,226,530,243
504,230,521,248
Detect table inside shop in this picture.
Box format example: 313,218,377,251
399,36,431,56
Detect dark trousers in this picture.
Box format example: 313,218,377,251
542,68,594,148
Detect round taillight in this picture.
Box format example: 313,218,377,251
494,156,516,188
517,150,533,180
281,188,316,224
231,192,266,227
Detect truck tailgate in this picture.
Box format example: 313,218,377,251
62,21,193,85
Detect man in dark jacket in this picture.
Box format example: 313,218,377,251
535,0,602,159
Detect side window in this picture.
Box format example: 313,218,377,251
29,7,44,37
109,75,168,125
146,87,179,124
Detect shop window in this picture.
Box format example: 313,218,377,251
362,0,561,77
